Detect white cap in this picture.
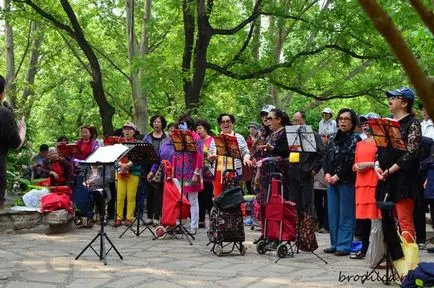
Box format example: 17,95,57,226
322,108,332,114
260,104,276,114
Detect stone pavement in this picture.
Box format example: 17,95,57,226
0,224,432,288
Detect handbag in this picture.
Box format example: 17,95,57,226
394,231,419,277
297,212,318,252
366,219,386,268
152,163,164,183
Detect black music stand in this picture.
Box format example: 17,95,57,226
75,144,129,264
152,130,196,245
119,142,158,238
286,125,327,264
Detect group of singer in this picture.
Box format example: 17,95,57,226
15,85,434,256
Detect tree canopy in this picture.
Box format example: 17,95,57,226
1,0,432,145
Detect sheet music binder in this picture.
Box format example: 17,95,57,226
213,134,242,159
368,118,407,151
285,125,317,152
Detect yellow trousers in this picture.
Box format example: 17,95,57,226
116,175,139,221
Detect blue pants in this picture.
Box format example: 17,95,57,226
327,183,355,252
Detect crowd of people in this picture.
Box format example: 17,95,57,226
3,78,434,263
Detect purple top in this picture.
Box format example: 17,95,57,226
151,138,175,173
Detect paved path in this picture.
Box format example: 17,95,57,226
0,224,432,288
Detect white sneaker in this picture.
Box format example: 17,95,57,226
153,219,160,226
189,228,197,235
0,275,8,280
144,219,153,225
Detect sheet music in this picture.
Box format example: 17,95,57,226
285,125,317,152
82,144,129,164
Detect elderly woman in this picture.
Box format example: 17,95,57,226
171,115,204,235
115,123,141,227
323,108,358,256
253,108,291,243
208,113,252,197
375,88,421,244
41,148,71,186
144,114,168,226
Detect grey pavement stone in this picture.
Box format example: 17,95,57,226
65,278,111,288
0,224,432,288
5,281,57,288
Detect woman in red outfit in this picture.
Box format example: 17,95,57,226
75,125,99,161
41,148,71,186
351,113,381,259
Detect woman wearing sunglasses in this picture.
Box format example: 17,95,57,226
323,108,359,256
208,113,252,197
374,88,421,244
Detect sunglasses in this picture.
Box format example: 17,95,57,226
387,95,404,101
266,117,277,121
220,120,232,124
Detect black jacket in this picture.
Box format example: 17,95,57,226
323,130,358,184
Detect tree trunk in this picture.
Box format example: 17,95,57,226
189,0,212,110
126,0,147,133
60,0,114,136
182,0,195,108
4,0,17,108
137,0,152,134
22,21,44,118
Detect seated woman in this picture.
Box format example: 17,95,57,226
40,148,71,186
85,164,112,227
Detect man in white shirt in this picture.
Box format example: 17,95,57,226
318,108,337,138
420,104,434,140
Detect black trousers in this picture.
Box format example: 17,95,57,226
314,189,328,230
288,165,314,215
89,189,108,218
106,182,117,219
147,182,162,219
199,182,214,222
414,196,427,244
358,219,372,254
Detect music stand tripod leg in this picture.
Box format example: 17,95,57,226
119,193,156,238
76,165,123,264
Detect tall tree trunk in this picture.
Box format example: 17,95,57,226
182,0,195,108
22,21,43,118
189,0,212,110
60,0,114,136
137,0,152,134
4,0,17,107
126,0,147,133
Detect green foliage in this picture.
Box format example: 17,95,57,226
1,0,430,154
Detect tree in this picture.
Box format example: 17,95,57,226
15,0,115,136
358,0,434,117
4,0,17,107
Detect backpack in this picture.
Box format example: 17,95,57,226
401,262,434,288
